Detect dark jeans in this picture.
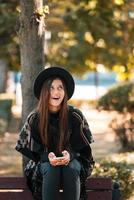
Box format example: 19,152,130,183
40,159,81,200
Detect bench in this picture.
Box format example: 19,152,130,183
0,177,120,200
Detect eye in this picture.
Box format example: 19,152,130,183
50,86,54,90
58,85,64,90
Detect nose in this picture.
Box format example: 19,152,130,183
51,88,60,96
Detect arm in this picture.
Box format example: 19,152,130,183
77,145,94,177
15,112,40,162
70,107,95,177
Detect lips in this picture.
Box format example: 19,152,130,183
52,97,60,100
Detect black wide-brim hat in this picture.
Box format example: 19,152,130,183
33,66,75,99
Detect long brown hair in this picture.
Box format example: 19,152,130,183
36,77,69,153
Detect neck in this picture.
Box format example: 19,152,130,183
49,105,61,112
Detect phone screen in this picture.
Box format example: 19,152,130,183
54,157,64,160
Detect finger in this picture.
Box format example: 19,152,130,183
64,161,69,165
62,150,68,156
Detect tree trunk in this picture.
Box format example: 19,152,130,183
94,68,99,99
0,60,8,93
19,0,45,169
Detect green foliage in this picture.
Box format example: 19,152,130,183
0,118,8,135
47,0,134,77
109,112,134,150
0,1,20,70
98,82,134,150
92,159,134,200
1,0,134,76
0,95,13,135
0,99,12,121
97,82,134,112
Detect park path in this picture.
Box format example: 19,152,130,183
81,105,121,160
0,105,121,176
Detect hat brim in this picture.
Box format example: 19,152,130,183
33,67,75,99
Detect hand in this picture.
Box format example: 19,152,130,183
51,150,70,166
48,152,64,166
61,150,70,166
48,152,57,166
48,151,70,166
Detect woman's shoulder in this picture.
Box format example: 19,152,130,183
27,109,38,125
68,105,84,122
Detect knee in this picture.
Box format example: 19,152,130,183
63,159,81,176
40,162,60,176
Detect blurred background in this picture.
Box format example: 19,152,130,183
0,1,134,199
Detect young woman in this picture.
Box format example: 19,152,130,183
15,67,94,200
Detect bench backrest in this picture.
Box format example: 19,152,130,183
86,177,112,200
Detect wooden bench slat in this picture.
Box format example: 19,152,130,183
0,190,33,200
86,177,112,190
87,191,112,200
0,177,112,190
59,191,112,200
0,177,28,189
0,191,112,200
0,177,113,200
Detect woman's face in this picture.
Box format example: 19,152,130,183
48,79,65,112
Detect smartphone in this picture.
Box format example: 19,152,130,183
54,157,64,160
